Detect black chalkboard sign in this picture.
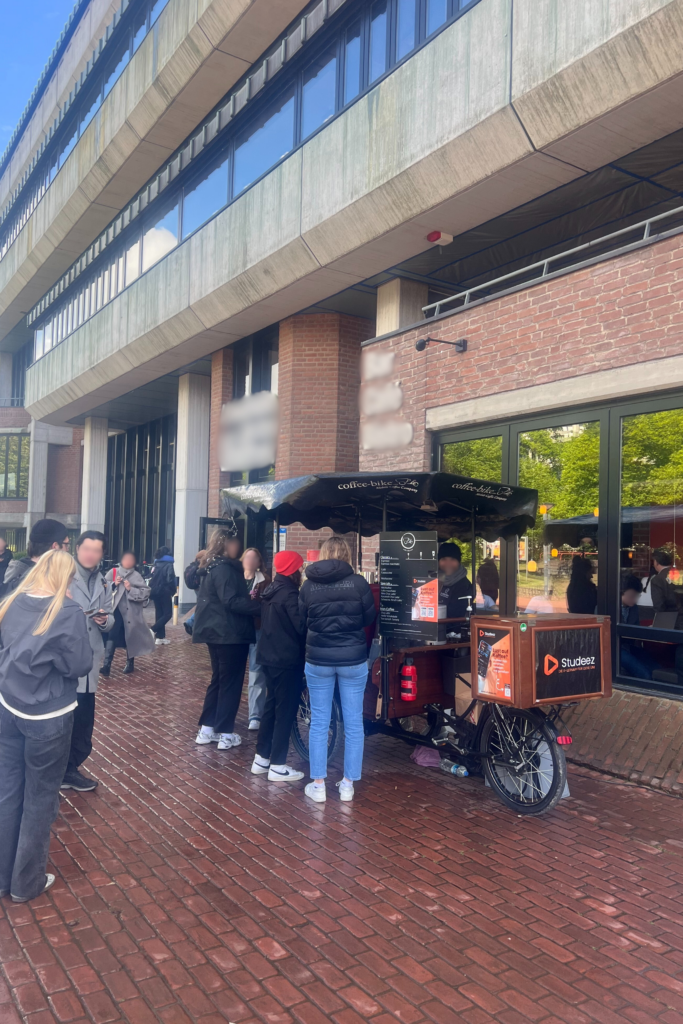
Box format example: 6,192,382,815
379,531,439,642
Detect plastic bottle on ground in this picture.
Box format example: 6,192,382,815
439,758,469,777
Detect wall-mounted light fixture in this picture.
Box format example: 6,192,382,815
415,337,468,353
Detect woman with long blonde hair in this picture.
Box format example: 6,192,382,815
0,550,93,903
298,536,376,803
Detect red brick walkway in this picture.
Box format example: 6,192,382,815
3,628,683,1024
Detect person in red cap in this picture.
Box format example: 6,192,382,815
250,550,306,782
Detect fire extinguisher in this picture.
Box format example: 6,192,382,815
400,657,418,701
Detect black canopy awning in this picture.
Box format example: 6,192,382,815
220,472,537,541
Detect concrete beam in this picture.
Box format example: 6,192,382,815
174,373,210,609
81,415,108,533
376,279,429,336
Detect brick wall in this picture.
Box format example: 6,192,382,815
0,409,30,428
0,501,26,514
208,347,233,516
360,232,683,473
46,428,83,515
278,313,374,479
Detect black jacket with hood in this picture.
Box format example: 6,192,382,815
1,556,34,598
0,594,93,717
192,556,260,646
256,574,305,669
299,559,376,667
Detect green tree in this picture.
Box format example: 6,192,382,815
442,436,502,481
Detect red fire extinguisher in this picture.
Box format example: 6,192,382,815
400,657,418,701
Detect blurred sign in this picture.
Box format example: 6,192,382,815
219,392,279,472
360,349,414,452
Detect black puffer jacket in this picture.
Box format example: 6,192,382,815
192,556,260,646
299,560,376,667
256,575,305,669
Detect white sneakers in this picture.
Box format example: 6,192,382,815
251,754,270,775
267,765,305,782
217,733,241,750
248,718,260,731
195,727,220,745
337,780,354,802
304,781,327,803
155,638,170,645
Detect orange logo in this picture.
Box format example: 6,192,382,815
544,654,559,675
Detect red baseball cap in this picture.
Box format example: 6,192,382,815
273,551,304,576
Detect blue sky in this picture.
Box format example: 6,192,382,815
0,0,79,156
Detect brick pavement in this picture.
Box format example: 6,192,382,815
2,628,683,1024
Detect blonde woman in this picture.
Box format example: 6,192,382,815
298,536,376,803
0,550,93,903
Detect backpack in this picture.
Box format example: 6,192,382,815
150,561,175,596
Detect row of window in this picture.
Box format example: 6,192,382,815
0,435,30,499
32,0,478,361
0,0,171,262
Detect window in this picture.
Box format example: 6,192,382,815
142,202,179,273
0,435,29,498
58,125,78,170
427,0,448,34
79,91,101,137
132,7,147,51
344,21,362,104
396,0,418,59
369,1,388,83
182,158,229,239
149,0,170,26
517,424,600,616
233,88,296,196
125,237,141,285
103,46,129,99
302,50,337,139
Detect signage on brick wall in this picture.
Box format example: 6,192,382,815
219,392,279,472
360,350,414,451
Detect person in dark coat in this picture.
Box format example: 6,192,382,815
0,549,93,903
649,549,678,616
566,554,597,614
182,550,205,636
1,519,70,597
0,538,13,586
299,536,376,804
149,547,176,643
251,551,306,782
438,543,474,618
619,576,656,680
193,530,261,751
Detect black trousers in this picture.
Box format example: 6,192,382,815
199,644,250,735
66,692,96,773
256,665,305,766
152,594,173,639
0,706,73,899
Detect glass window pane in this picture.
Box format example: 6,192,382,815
233,89,295,196
132,9,147,51
442,436,502,610
182,157,229,239
427,0,448,34
19,436,29,498
397,0,417,59
0,437,7,497
302,51,337,139
79,91,101,137
6,437,18,497
142,203,178,273
344,22,361,104
58,124,78,169
103,47,129,99
517,423,600,616
370,1,388,83
35,328,44,360
150,0,170,25
125,237,140,285
619,409,683,684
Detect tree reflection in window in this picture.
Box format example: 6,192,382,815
0,434,29,498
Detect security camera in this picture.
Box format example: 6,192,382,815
415,338,429,352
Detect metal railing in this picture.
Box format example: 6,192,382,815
422,202,683,319
0,399,25,409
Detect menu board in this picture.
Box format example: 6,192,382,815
379,531,439,642
475,624,513,701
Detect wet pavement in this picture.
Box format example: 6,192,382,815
2,627,683,1024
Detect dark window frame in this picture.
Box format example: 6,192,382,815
0,433,30,499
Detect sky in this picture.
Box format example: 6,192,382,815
0,0,79,156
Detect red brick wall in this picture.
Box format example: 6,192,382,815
0,409,30,428
208,347,233,516
0,500,26,514
46,428,83,515
277,313,374,479
360,233,683,473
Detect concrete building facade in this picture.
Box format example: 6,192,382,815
4,0,683,744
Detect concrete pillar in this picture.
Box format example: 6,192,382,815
81,416,108,534
208,347,233,516
174,374,210,610
0,353,13,405
376,277,429,336
25,420,48,529
277,313,373,479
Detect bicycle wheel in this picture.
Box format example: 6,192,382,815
391,709,441,742
291,685,343,763
480,708,566,815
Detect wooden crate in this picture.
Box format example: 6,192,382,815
470,614,612,709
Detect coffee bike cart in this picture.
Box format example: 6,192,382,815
221,472,612,815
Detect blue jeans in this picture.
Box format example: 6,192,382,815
305,661,368,781
248,629,267,723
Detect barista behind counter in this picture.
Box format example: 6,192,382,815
438,543,475,618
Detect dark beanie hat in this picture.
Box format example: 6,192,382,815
438,542,462,562
29,518,68,547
